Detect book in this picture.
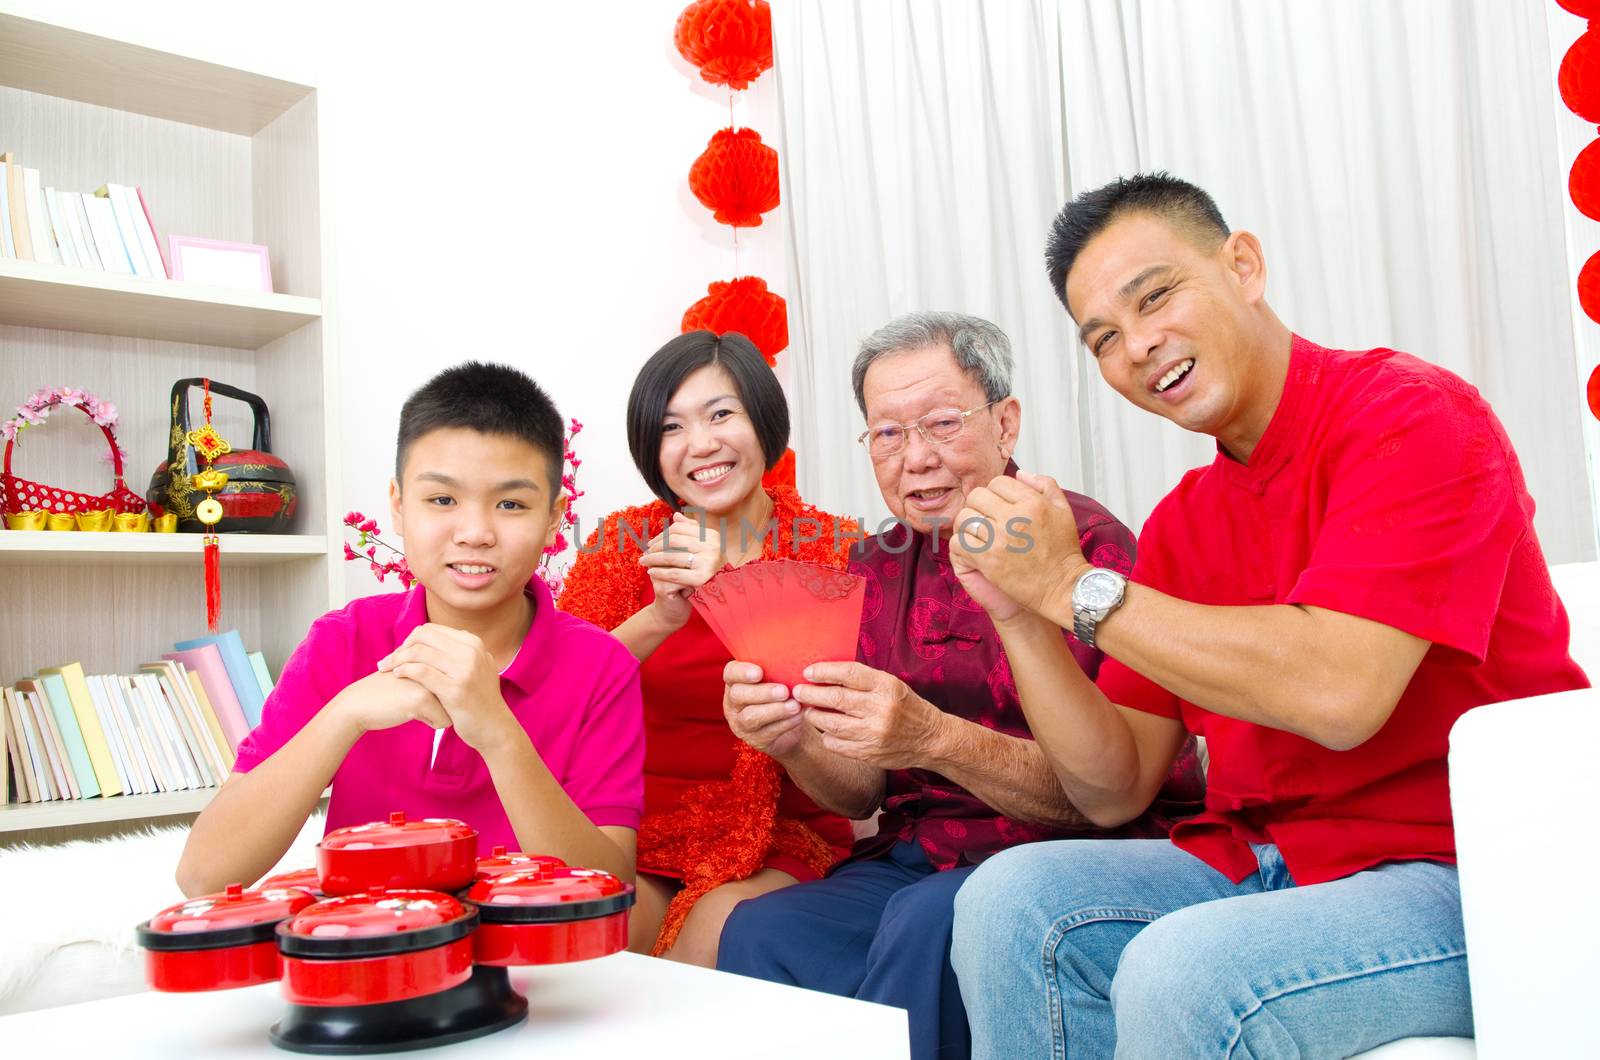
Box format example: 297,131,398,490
176,631,266,729
44,188,80,268
83,193,132,274
28,689,79,799
22,168,56,265
121,185,165,280
3,154,33,261
137,673,202,789
156,672,221,786
0,165,14,258
40,664,123,797
85,673,141,795
13,686,53,801
130,675,187,790
22,676,100,798
142,663,224,784
186,670,236,769
59,190,95,270
68,192,101,269
96,184,156,279
5,689,37,802
248,652,276,698
113,676,168,792
135,187,169,277
165,645,250,751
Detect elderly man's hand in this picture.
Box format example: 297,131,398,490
794,662,949,770
723,661,809,759
952,470,1092,624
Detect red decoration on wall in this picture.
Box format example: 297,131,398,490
1555,0,1600,16
674,0,774,90
761,447,796,490
1579,252,1600,324
689,127,781,227
1561,30,1600,123
1589,363,1600,422
681,276,788,364
1570,138,1600,221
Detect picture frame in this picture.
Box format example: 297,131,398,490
167,235,274,293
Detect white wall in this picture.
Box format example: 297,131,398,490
1,0,788,599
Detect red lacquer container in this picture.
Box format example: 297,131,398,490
137,883,316,992
470,846,566,883
258,866,324,896
276,890,478,1007
464,866,634,966
317,812,477,896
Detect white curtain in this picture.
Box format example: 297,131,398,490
774,0,1599,563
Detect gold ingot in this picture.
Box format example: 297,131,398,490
196,497,224,526
74,509,114,532
193,467,230,492
113,512,151,532
46,512,77,531
5,510,47,531
153,512,179,533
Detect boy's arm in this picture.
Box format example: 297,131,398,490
479,729,636,880
176,671,450,896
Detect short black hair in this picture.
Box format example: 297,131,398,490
1045,172,1230,316
627,331,789,508
395,361,565,500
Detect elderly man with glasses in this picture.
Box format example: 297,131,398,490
715,311,1204,1060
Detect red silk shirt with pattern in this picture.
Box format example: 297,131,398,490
1099,335,1590,886
849,481,1206,871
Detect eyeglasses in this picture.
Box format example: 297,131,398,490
856,399,1001,459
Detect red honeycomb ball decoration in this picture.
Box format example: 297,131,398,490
1561,28,1600,122
674,0,774,91
1570,138,1600,220
681,276,788,364
689,127,780,227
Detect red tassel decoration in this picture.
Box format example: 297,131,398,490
204,533,222,632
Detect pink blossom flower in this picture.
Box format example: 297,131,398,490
360,518,378,533
343,543,358,561
91,401,117,426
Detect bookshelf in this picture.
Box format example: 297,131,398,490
0,13,341,844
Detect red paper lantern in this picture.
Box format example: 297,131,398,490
1555,0,1600,17
682,276,788,364
761,447,796,490
1561,30,1600,122
689,127,780,227
675,0,773,90
1579,251,1600,324
1589,362,1600,422
1571,138,1600,220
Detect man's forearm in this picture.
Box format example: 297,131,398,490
776,730,886,820
920,712,1092,829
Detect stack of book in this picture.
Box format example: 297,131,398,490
2,630,273,804
0,150,169,279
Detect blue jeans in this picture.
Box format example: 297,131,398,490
950,839,1471,1059
718,841,976,1060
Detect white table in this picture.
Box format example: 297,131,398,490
0,952,910,1059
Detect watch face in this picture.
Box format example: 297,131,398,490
1078,571,1122,609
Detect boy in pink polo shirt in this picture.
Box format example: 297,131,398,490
177,363,644,897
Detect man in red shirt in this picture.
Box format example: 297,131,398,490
946,173,1589,1058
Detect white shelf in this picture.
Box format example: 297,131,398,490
0,786,219,833
0,531,328,566
0,257,321,349
0,12,313,135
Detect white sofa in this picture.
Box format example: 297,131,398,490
2,563,1596,1058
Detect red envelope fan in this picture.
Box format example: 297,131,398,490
136,883,315,992
690,559,865,689
464,866,635,967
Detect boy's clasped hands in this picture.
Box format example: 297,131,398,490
331,625,519,754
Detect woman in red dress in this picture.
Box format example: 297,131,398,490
558,331,857,966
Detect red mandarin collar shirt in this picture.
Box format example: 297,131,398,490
1098,335,1589,885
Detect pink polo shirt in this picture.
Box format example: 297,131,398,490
233,576,645,854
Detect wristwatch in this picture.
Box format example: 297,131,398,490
1071,568,1127,648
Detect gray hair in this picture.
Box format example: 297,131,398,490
851,311,1014,417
